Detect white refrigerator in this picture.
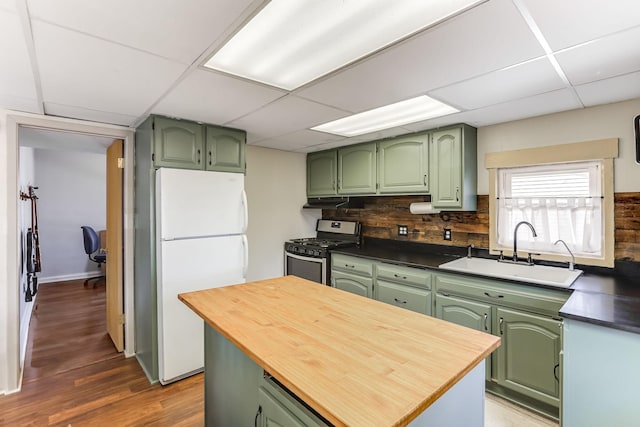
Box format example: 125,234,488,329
155,167,248,384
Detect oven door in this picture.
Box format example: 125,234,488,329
284,252,327,285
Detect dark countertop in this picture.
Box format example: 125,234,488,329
332,239,640,335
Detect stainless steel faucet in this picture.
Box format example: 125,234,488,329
513,221,537,263
554,239,575,271
467,244,474,258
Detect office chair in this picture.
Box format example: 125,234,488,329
81,226,106,287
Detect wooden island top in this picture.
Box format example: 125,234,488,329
179,275,500,427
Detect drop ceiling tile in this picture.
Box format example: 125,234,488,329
555,26,640,86
44,102,139,126
251,129,345,150
575,71,640,107
0,9,38,101
430,57,565,110
27,0,260,64
522,0,640,50
297,0,544,113
33,21,187,118
227,95,348,140
0,93,41,114
0,0,16,12
458,89,583,126
153,69,286,126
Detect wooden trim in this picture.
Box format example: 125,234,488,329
485,138,618,169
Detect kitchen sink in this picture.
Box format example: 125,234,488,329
439,257,583,288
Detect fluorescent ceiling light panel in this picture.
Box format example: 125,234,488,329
204,0,483,90
311,96,459,137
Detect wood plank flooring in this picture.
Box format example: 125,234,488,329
0,280,204,426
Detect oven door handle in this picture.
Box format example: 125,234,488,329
285,252,325,263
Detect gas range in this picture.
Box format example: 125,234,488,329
284,220,361,258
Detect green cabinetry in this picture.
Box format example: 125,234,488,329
375,263,432,315
337,142,377,195
306,124,476,210
331,254,373,297
259,377,328,427
307,151,338,197
378,134,429,194
430,125,476,210
433,271,567,418
142,115,246,173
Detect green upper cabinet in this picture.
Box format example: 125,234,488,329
149,115,245,173
378,133,429,194
430,125,477,210
153,116,204,170
307,150,338,197
338,142,377,195
205,126,246,173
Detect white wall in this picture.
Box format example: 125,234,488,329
34,149,106,282
477,98,640,194
18,147,35,367
245,146,320,282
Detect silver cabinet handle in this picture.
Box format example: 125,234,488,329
499,317,504,335
208,150,213,166
394,297,407,304
455,186,460,201
483,313,488,331
196,148,201,164
393,273,407,280
423,174,428,186
345,264,355,269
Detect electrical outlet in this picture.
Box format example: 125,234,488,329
398,225,408,236
443,228,452,241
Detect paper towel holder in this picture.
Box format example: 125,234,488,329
409,202,441,215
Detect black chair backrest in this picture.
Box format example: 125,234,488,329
81,226,100,255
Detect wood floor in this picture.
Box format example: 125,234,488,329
0,279,204,426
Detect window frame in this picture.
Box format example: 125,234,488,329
486,138,618,268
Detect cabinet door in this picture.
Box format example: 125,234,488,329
205,126,246,173
259,387,306,427
153,116,204,169
431,128,462,208
495,307,562,407
338,143,377,195
307,151,337,196
378,135,429,193
435,293,491,378
332,270,373,298
376,280,431,315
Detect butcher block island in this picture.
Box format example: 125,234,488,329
179,276,500,426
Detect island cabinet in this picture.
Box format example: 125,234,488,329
330,254,373,297
377,133,429,194
430,125,477,210
180,276,500,427
375,262,432,315
307,150,338,197
140,115,246,173
434,271,568,419
337,142,377,195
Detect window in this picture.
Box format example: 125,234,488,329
486,138,617,267
497,161,603,258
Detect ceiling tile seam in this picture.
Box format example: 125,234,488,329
133,0,273,127
43,101,137,126
16,0,43,114
511,0,584,109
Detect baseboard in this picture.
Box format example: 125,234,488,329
38,272,102,284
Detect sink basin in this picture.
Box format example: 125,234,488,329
439,257,582,288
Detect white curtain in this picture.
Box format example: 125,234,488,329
497,196,602,256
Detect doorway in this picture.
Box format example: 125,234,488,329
2,112,135,393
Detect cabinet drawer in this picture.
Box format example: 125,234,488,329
434,273,569,316
376,280,431,315
331,254,373,277
376,263,431,289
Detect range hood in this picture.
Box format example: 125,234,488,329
303,197,364,209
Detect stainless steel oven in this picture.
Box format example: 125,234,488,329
284,220,360,285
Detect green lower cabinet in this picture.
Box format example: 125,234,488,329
494,307,562,408
435,293,492,378
377,280,431,315
331,270,373,298
258,379,328,427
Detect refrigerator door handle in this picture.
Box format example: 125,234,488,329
241,189,248,234
242,234,249,279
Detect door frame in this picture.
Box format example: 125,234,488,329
2,110,135,393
